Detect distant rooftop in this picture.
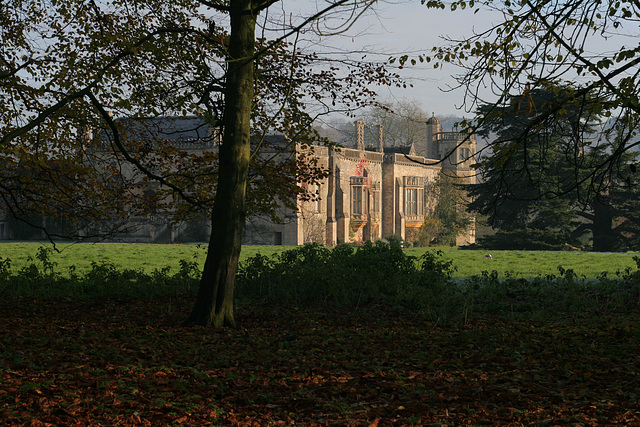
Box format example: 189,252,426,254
119,116,217,144
98,116,220,148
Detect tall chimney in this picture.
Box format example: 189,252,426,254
378,124,384,153
356,120,365,150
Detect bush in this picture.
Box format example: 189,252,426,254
384,234,404,246
4,245,640,326
0,247,200,299
462,258,640,316
237,244,640,324
236,242,461,317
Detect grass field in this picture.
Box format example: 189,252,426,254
0,241,638,279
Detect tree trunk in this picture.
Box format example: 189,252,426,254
184,0,257,327
592,194,616,252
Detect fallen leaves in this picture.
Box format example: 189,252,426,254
1,296,640,425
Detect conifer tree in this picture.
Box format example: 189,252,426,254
468,82,640,251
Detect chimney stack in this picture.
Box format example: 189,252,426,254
356,120,365,150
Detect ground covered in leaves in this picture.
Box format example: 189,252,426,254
2,295,640,426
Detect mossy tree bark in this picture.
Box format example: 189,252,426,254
184,0,262,327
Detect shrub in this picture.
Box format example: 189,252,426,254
462,259,640,316
4,245,640,326
238,242,640,323
0,247,200,299
236,242,459,313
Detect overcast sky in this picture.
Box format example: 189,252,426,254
274,0,639,122
273,1,501,118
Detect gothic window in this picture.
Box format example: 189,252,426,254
352,185,363,214
404,176,425,217
371,186,380,213
405,188,418,215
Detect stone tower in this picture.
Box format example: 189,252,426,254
425,114,477,245
425,113,476,184
425,113,442,159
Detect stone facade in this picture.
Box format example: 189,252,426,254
0,115,477,245
246,115,478,246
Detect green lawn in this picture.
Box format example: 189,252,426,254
406,247,639,278
0,242,290,276
0,241,637,279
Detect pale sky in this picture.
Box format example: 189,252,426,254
272,1,501,117
267,1,635,122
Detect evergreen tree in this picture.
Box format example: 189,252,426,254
468,81,640,251
572,133,640,251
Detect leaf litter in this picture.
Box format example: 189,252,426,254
1,295,640,426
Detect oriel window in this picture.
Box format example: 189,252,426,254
405,188,418,215
352,185,363,214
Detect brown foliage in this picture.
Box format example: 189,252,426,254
2,296,639,425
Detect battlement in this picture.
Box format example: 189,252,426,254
433,132,476,142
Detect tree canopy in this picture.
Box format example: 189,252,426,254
419,174,474,246
467,82,640,251
1,0,402,326
393,0,640,250
0,0,401,238
361,99,430,148
396,0,638,183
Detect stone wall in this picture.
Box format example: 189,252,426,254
381,153,440,241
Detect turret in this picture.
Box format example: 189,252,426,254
426,113,442,159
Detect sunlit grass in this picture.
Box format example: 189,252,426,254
0,242,637,279
0,242,289,276
401,247,636,278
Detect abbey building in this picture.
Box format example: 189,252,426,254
0,115,477,245
245,116,477,246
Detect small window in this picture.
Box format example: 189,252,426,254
352,186,363,214
405,188,418,215
371,189,380,213
459,147,471,161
